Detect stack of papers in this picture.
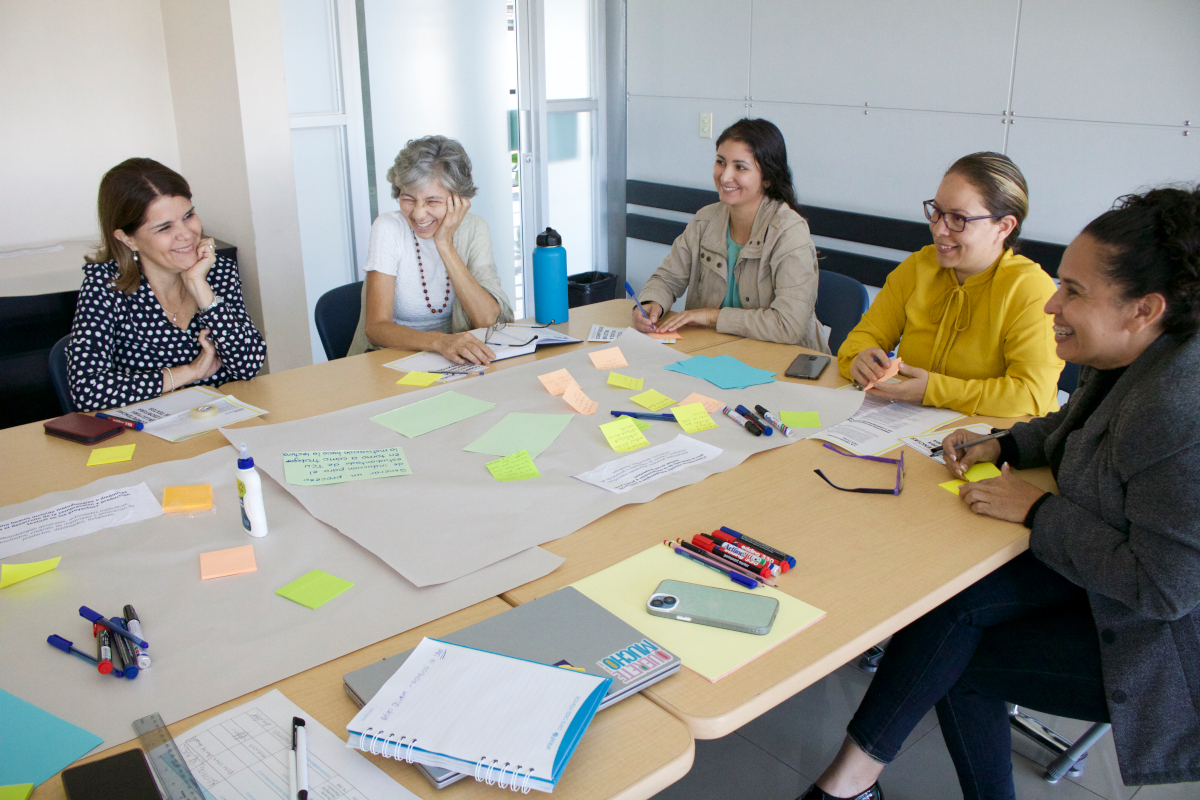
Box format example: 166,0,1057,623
664,354,777,390
116,387,267,442
811,394,965,456
383,326,582,377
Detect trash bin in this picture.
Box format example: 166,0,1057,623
567,271,618,309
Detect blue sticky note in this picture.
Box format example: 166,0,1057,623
664,354,777,390
0,689,103,787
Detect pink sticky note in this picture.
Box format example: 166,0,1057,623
863,357,903,391
199,544,257,580
588,347,629,370
538,368,579,396
563,384,598,415
678,392,723,413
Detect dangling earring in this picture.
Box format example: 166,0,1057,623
132,251,139,263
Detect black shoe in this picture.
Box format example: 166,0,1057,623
797,781,884,800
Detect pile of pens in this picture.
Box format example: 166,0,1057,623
611,404,795,438
664,526,796,589
289,716,309,800
47,605,150,679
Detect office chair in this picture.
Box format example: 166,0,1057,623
49,335,77,414
816,271,870,355
314,281,364,361
1010,707,1112,784
1058,361,1080,396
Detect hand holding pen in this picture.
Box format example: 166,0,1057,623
939,429,1007,478
625,281,659,333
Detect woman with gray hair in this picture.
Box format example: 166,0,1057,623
347,135,513,361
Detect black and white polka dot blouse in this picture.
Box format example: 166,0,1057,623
66,256,267,412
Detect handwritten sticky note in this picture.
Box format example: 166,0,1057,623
939,462,1003,494
863,357,904,390
607,372,644,391
600,415,652,452
86,444,135,466
371,391,495,437
671,402,719,433
283,448,411,486
275,569,354,609
678,392,723,413
396,371,441,387
589,346,628,370
538,368,579,396
0,557,61,589
199,544,257,580
0,785,33,800
563,383,598,415
630,389,676,411
780,411,821,428
486,449,542,482
163,484,213,513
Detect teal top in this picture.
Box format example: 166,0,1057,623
722,229,743,309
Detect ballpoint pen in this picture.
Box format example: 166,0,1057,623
625,281,655,330
611,410,676,422
930,429,1010,456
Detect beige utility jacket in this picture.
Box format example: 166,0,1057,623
637,198,829,352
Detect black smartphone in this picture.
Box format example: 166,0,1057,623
784,353,830,380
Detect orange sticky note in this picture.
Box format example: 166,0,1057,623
863,357,903,391
538,368,579,396
648,331,682,341
199,544,257,580
678,392,723,413
588,347,628,370
563,383,598,415
163,484,213,513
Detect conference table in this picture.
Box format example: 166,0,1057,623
4,299,1054,799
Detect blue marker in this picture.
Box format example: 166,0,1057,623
79,606,148,649
669,546,758,589
624,281,655,330
735,405,773,436
611,410,676,422
47,635,101,667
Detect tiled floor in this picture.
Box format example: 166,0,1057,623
650,662,1198,800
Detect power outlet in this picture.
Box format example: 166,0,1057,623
699,112,713,139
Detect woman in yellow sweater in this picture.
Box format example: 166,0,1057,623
838,152,1063,417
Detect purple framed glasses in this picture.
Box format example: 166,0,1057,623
814,443,905,495
923,200,999,233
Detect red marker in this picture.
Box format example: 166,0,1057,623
690,535,776,578
95,413,144,431
708,529,789,572
94,625,113,675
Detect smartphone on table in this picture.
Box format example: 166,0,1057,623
785,353,830,380
646,579,779,635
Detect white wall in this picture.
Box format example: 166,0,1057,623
625,0,1200,286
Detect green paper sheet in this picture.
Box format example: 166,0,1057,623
486,450,542,481
0,785,33,800
275,569,355,609
283,448,411,485
0,689,102,787
463,413,574,459
780,411,821,428
370,391,495,438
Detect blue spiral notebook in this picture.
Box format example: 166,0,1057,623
346,637,610,793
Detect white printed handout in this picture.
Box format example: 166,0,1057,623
117,386,267,442
0,483,162,560
900,424,994,465
588,324,623,342
573,434,723,494
810,394,964,456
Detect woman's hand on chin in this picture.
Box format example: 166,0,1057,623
435,331,495,366
434,195,471,247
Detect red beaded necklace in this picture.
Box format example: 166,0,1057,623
413,231,451,314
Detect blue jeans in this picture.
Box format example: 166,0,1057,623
846,552,1111,800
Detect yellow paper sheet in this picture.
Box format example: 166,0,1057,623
606,372,644,391
670,402,718,433
629,389,676,411
0,557,62,589
563,384,598,415
571,545,825,682
599,415,651,452
779,411,821,428
396,371,441,387
588,346,628,370
537,368,578,396
939,462,1003,494
86,444,135,466
486,449,541,481
199,544,257,580
163,484,213,513
678,392,723,413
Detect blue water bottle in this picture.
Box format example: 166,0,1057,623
532,227,568,325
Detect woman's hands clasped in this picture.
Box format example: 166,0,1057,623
942,428,1046,523
850,347,930,403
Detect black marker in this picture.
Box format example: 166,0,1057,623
123,605,151,668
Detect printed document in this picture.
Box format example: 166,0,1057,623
809,394,964,456
0,483,161,560
588,324,623,342
117,386,266,442
573,434,722,493
900,423,993,465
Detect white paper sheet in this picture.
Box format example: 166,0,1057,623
381,351,477,381
163,689,416,800
809,394,964,456
572,434,723,494
117,387,268,442
0,483,161,560
587,324,623,342
900,424,993,465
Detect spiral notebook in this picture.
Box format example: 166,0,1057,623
346,637,610,793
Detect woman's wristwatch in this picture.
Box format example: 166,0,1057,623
199,294,225,314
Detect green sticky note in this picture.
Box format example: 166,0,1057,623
370,391,495,437
0,785,33,800
939,462,1003,494
86,444,135,466
779,411,821,428
0,557,61,589
607,372,644,391
486,449,541,481
629,388,676,411
632,418,652,432
464,413,574,459
275,569,354,609
283,448,411,486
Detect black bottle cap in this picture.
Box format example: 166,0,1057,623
536,227,562,247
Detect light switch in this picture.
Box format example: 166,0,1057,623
699,112,713,139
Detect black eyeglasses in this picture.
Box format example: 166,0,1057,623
923,200,999,233
484,321,548,347
814,443,905,495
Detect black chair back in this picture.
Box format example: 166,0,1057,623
49,335,77,413
816,271,870,354
314,281,364,361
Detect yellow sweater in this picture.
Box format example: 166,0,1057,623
837,245,1063,417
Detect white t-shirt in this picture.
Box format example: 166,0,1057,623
364,211,456,333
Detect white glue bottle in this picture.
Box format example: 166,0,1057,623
236,442,268,537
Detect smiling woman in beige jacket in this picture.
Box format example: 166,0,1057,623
633,118,829,352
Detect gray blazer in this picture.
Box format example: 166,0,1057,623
1009,332,1200,785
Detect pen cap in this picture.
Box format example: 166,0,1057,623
47,634,73,653
237,442,254,469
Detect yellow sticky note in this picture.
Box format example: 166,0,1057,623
486,449,541,481
589,346,629,370
563,383,598,415
276,569,354,609
397,371,441,387
538,368,578,396
600,415,651,452
0,557,62,589
86,444,135,466
939,462,1003,494
671,402,719,433
163,484,213,513
0,785,34,800
678,392,723,413
199,544,257,580
607,372,644,391
630,389,676,411
780,411,821,428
